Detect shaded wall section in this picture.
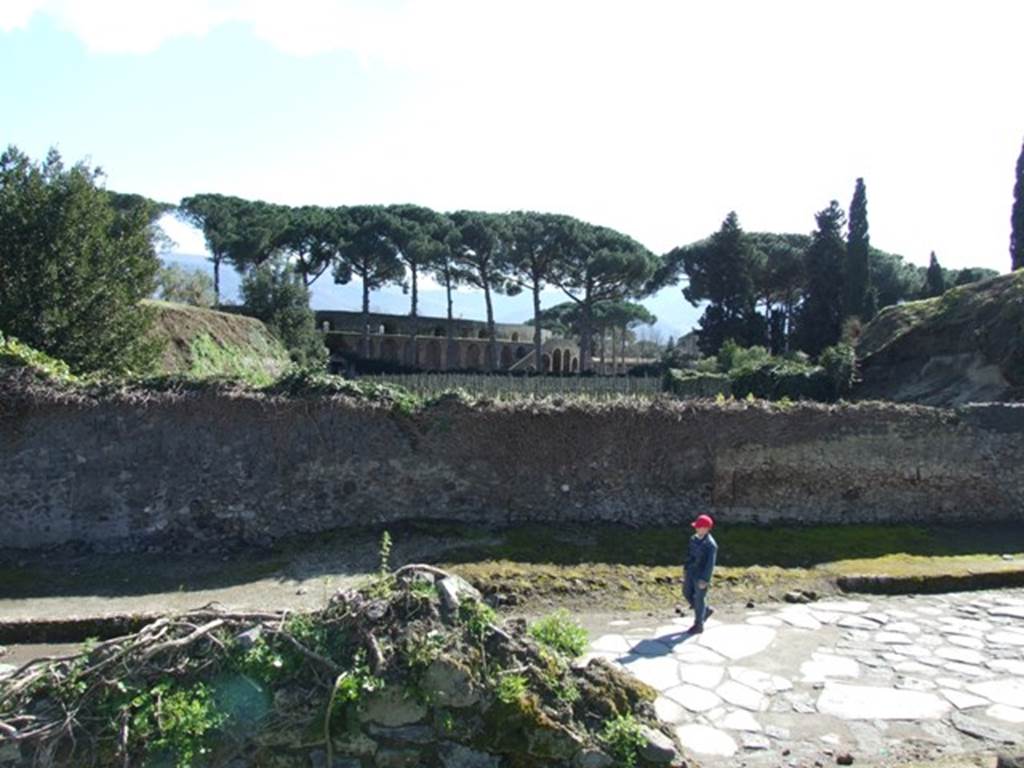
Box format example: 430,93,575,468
2,387,1023,551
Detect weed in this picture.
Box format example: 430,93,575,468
496,673,528,704
458,599,497,642
528,610,589,658
600,712,646,768
130,681,225,768
402,630,446,670
368,530,395,599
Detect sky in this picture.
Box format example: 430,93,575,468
3,1,1023,338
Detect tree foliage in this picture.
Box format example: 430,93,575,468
0,146,160,374
549,220,658,371
241,255,326,367
154,263,216,307
924,251,946,298
796,201,847,356
844,178,872,320
670,212,764,356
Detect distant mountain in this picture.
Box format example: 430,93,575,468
159,253,700,339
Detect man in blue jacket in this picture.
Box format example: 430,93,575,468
679,514,718,634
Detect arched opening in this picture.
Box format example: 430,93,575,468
515,345,527,359
570,357,579,373
542,353,551,372
511,332,520,342
466,344,481,369
552,349,563,374
477,329,488,339
383,321,398,335
447,343,461,369
421,339,442,369
433,326,445,337
500,345,513,368
381,338,402,362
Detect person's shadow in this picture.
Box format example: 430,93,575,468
615,627,698,665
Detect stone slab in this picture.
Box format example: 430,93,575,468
699,625,776,660
816,683,950,720
674,724,737,757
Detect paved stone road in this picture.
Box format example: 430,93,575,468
582,588,1024,766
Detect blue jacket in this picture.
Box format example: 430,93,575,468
685,533,718,583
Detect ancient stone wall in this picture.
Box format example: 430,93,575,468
2,388,1023,551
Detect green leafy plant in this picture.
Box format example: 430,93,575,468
402,630,446,670
528,610,589,658
600,713,646,768
130,681,225,768
458,599,497,643
496,673,528,704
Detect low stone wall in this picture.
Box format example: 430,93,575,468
3,382,1023,551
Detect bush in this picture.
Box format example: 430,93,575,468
716,339,773,375
0,331,76,381
0,146,161,375
730,359,832,402
528,611,589,658
662,368,732,399
819,343,857,399
241,256,327,368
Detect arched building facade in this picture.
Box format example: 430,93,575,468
315,309,580,373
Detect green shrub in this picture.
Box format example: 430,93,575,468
730,359,832,402
600,713,646,768
819,343,857,399
528,610,589,658
496,673,528,704
716,339,772,375
0,331,76,381
130,681,225,768
662,368,732,399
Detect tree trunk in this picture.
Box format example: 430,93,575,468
619,325,627,375
212,255,221,307
445,270,456,371
599,329,607,375
408,264,419,369
532,281,543,374
610,327,617,375
484,277,498,371
361,275,371,359
579,299,593,373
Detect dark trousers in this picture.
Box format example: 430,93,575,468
683,574,709,627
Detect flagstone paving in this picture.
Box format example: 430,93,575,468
583,587,1024,765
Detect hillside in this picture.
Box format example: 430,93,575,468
856,270,1024,405
146,299,290,382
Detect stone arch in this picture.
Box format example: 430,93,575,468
515,345,527,359
552,349,563,374
570,356,579,372
432,326,445,337
381,337,403,362
383,320,398,334
511,332,520,342
542,353,551,372
477,329,488,339
466,344,481,369
500,345,514,369
447,343,461,369
421,339,442,369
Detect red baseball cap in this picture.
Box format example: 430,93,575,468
691,514,714,530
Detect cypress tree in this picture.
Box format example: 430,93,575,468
796,201,846,356
1012,138,1024,271
924,251,946,297
844,178,872,319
